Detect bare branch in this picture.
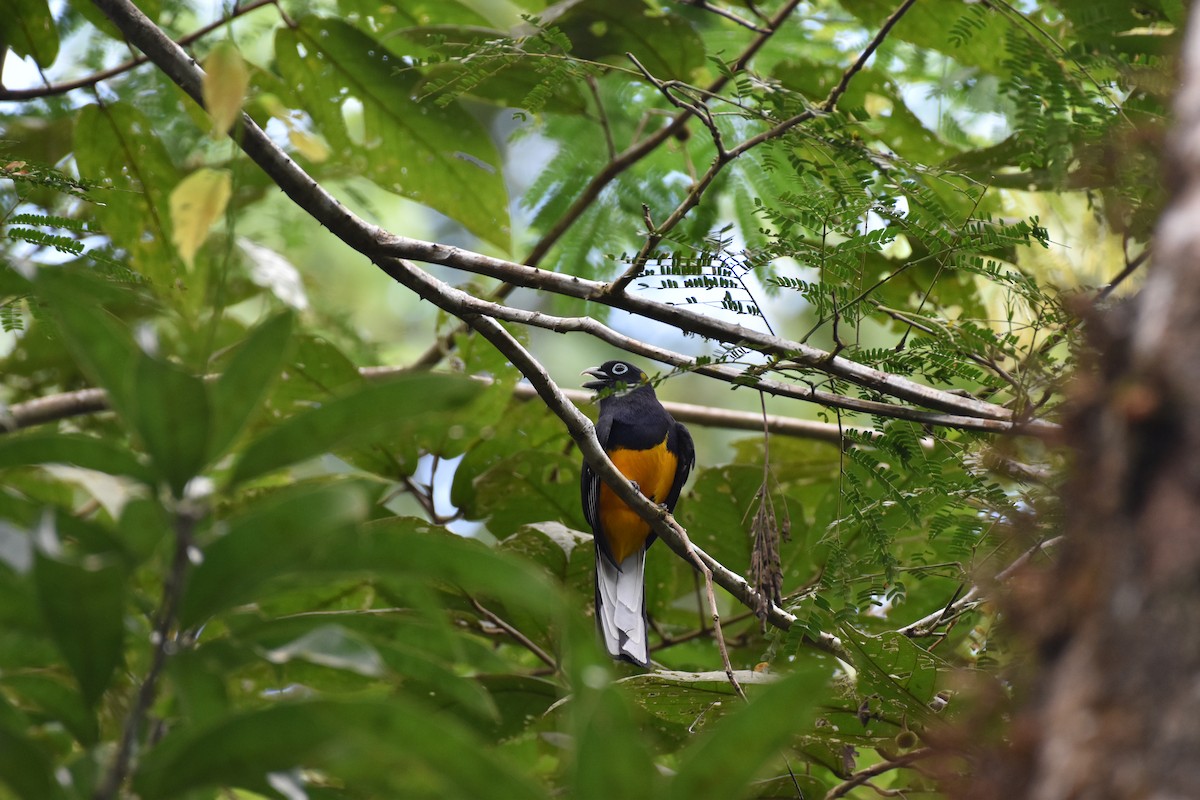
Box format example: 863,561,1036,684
470,597,558,671
897,536,1062,638
521,0,804,269
608,0,920,293
679,0,771,33
820,0,919,114
823,748,934,800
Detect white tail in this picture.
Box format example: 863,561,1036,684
595,549,649,667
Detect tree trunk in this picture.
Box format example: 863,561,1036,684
962,7,1200,798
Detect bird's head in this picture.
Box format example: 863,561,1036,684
581,360,648,393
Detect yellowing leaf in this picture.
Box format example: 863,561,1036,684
288,128,330,163
202,41,250,137
169,168,232,269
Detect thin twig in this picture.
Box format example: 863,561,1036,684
470,597,558,671
520,0,803,271
820,0,918,114
627,53,727,157
823,748,934,800
1097,247,1151,301
93,506,198,800
681,0,771,33
608,0,920,292
584,74,617,161
682,530,747,700
897,536,1062,638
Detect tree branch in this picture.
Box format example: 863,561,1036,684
521,0,804,269
897,536,1061,638
609,0,919,291
823,748,934,800
93,505,197,800
469,596,557,671
90,0,847,660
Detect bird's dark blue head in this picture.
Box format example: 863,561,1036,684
581,360,648,392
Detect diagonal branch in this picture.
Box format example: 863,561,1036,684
90,0,847,661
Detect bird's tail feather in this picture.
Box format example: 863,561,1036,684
595,549,649,668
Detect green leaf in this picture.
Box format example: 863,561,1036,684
276,18,511,249
133,699,548,800
1,0,59,67
179,482,368,626
839,0,1011,77
666,664,828,800
230,372,481,486
0,432,153,484
570,681,658,800
840,627,942,720
0,719,66,800
476,674,559,740
263,623,385,677
207,311,294,461
1,673,99,746
74,103,182,287
33,536,126,707
116,498,171,564
551,0,706,81
129,355,211,497
34,272,140,421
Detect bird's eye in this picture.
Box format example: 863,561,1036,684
611,363,629,375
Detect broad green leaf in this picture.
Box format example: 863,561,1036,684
230,372,481,485
840,627,942,720
169,168,232,268
133,699,548,800
839,0,1011,77
0,432,153,484
468,451,582,537
116,498,171,564
263,623,385,677
551,0,706,81
1,0,58,67
0,719,66,800
202,42,250,136
338,0,494,30
179,482,368,626
476,674,559,740
666,664,828,800
74,103,182,287
35,273,139,420
181,492,560,627
275,18,510,249
499,522,590,581
1,673,98,745
619,670,761,743
365,518,562,619
33,540,125,707
129,356,211,497
207,311,294,461
570,681,658,800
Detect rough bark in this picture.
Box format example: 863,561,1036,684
959,7,1200,798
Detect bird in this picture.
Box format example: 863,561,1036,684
580,359,694,668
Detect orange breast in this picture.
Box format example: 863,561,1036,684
597,438,679,563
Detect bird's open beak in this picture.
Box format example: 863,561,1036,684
581,367,605,390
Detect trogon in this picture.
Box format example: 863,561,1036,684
581,360,694,668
